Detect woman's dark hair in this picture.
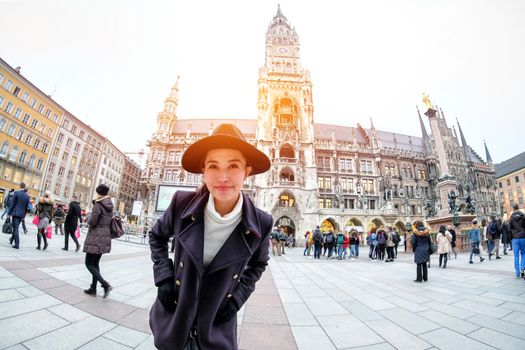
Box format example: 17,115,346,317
439,225,446,235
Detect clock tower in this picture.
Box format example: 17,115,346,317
255,5,317,236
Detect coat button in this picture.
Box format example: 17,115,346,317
233,274,239,280
179,261,184,268
174,300,178,305
175,279,181,286
244,230,250,235
191,215,196,221
226,293,232,298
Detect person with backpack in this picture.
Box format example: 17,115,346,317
325,229,336,259
1,188,15,220
278,227,287,255
53,204,66,236
385,227,395,262
488,216,502,260
392,228,401,258
83,184,114,298
447,225,457,259
501,220,511,255
376,228,387,262
411,224,431,282
336,230,345,260
313,226,323,259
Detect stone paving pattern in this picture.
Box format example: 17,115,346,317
1,219,525,349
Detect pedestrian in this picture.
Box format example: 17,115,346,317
376,228,387,263
508,204,525,279
368,228,378,261
487,216,502,260
53,204,66,236
385,226,395,262
21,189,30,234
501,220,511,255
148,123,273,350
354,232,360,258
437,225,452,268
278,227,287,255
1,188,14,220
447,225,457,259
481,218,488,253
35,191,55,251
336,230,345,260
392,227,400,258
6,183,30,249
63,195,81,252
270,226,280,256
468,219,485,264
303,231,311,256
343,232,350,259
325,229,336,259
83,184,114,298
313,225,323,259
411,224,431,282
322,231,328,256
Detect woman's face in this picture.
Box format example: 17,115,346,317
203,148,252,215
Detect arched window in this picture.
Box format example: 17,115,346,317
279,144,295,159
280,167,295,182
19,150,27,164
0,141,8,156
36,158,44,171
278,192,295,207
9,146,18,161
28,155,35,168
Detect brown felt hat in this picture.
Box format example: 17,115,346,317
181,123,271,175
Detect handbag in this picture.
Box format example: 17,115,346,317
75,226,81,239
32,216,40,225
2,218,13,234
45,225,53,239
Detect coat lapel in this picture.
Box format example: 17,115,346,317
205,224,253,274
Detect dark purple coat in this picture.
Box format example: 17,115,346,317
149,189,272,350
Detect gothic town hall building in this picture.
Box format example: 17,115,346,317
140,7,497,242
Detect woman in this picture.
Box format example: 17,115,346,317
53,204,65,236
411,224,431,282
149,124,272,350
468,219,485,264
35,191,54,250
303,231,311,256
385,227,395,262
343,232,350,259
376,228,387,262
436,225,452,268
83,184,113,298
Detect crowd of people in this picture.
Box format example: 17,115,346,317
2,182,115,298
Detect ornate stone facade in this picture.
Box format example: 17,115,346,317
140,7,497,242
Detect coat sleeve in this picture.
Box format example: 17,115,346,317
231,213,272,309
88,203,102,228
149,192,180,286
7,193,17,216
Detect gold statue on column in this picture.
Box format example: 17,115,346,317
422,93,432,110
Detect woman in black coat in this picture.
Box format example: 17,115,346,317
149,124,272,350
411,225,431,282
501,220,511,255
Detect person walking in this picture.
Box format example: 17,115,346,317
6,183,30,249
148,124,273,350
501,220,511,255
325,229,336,259
303,231,311,256
53,204,66,236
392,228,400,258
34,191,54,251
508,204,525,279
488,216,502,260
411,224,431,282
437,225,452,268
278,227,287,255
448,225,457,259
336,230,345,260
270,227,280,256
376,229,387,263
1,188,14,220
63,195,81,252
83,184,114,298
368,228,378,261
468,219,485,264
313,226,323,259
343,232,350,259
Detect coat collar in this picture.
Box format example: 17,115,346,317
180,189,262,238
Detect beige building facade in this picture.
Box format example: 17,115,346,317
496,152,525,219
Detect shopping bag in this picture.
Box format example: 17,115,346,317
45,225,53,239
75,226,80,239
32,216,40,225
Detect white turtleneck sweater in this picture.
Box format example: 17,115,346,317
203,193,243,268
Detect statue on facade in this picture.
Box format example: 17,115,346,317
424,200,436,218
448,190,458,214
465,196,476,214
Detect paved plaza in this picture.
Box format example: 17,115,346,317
1,219,525,349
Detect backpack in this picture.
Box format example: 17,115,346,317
110,216,124,239
337,234,344,244
325,233,334,244
489,221,498,235
377,233,386,246
270,230,279,240
313,230,323,244
392,232,400,244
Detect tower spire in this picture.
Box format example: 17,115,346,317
484,139,493,164
163,75,180,115
370,116,375,130
456,118,471,160
417,106,428,139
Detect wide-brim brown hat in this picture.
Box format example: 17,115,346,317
181,123,271,175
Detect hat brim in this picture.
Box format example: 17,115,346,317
181,135,271,175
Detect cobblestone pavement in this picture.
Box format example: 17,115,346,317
1,219,524,349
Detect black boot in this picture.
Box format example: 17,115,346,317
84,286,97,296
42,234,48,250
36,233,42,250
103,284,113,299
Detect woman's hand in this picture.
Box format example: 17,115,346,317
214,299,239,325
157,279,176,312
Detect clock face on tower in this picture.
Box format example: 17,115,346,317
278,47,289,54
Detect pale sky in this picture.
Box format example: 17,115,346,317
1,0,524,164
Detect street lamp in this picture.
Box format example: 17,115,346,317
405,218,412,232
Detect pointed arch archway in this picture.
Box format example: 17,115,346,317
319,217,338,232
